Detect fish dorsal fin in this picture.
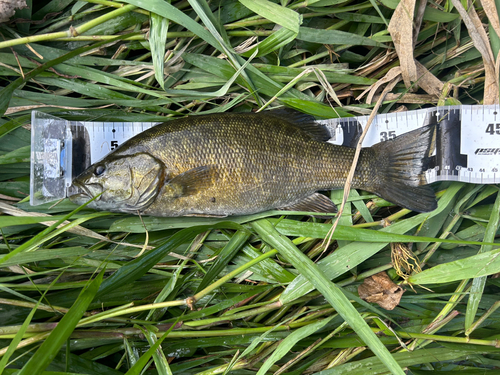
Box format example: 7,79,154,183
280,193,337,214
265,108,330,142
165,165,218,197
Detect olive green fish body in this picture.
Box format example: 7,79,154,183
70,111,437,215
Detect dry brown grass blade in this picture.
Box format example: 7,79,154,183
0,194,20,202
5,104,113,115
388,0,444,98
322,75,401,249
371,93,437,104
483,0,500,38
357,66,402,104
452,0,499,104
413,0,427,46
496,50,500,91
415,60,444,97
356,50,395,77
388,0,417,88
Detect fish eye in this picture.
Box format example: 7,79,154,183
94,165,106,176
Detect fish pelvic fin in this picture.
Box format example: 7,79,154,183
368,125,437,213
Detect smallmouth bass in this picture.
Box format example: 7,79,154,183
69,110,437,216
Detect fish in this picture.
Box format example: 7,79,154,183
69,109,437,216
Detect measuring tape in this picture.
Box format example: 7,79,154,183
318,105,500,185
30,105,500,206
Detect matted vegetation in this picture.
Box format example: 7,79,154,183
0,0,500,374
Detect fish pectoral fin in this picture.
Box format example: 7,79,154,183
166,165,218,197
279,193,337,215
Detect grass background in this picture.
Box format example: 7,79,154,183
0,0,500,374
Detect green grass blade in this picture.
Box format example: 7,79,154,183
148,12,169,89
196,229,251,293
96,222,244,297
187,0,260,103
297,27,386,47
408,246,500,285
121,0,217,52
257,315,335,375
465,189,500,330
271,218,494,245
0,34,137,116
17,269,105,375
239,0,302,33
0,204,105,266
239,244,296,283
0,115,30,139
316,346,495,375
251,219,405,375
0,300,40,370
280,98,352,117
280,183,463,303
0,271,72,371
243,27,297,57
0,145,29,164
164,49,257,98
181,53,308,101
0,247,92,267
125,319,179,375
139,326,172,375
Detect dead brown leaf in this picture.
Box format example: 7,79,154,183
388,0,444,99
451,0,499,104
356,66,402,103
388,0,417,88
483,0,500,39
355,50,395,77
371,92,437,104
358,272,405,310
415,60,444,97
413,0,427,46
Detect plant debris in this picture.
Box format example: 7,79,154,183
358,272,405,310
0,0,26,23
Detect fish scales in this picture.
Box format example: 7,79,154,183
112,113,370,216
70,110,438,215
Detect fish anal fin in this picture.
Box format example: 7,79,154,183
166,165,218,197
265,108,331,142
280,193,337,214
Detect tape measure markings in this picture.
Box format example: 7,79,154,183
318,105,500,184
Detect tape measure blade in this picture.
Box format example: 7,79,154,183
318,105,500,185
82,121,158,164
318,109,428,147
459,105,500,183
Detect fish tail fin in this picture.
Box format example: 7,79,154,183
368,125,437,213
